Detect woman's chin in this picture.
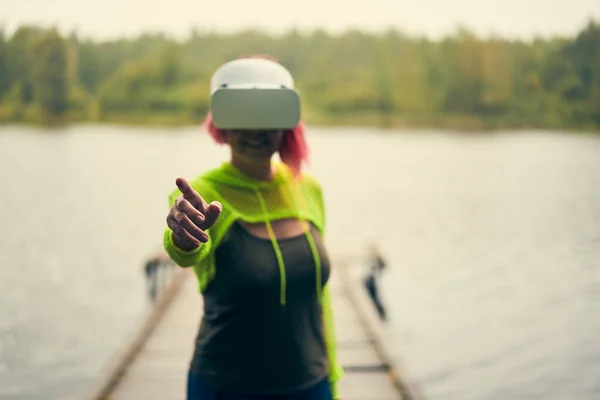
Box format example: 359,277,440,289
241,147,276,160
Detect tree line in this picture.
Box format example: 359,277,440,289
0,21,599,131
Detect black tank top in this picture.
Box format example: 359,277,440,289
190,221,331,394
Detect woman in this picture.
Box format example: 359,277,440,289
163,56,343,400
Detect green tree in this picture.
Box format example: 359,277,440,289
7,26,42,104
0,29,10,99
443,29,483,114
30,29,69,116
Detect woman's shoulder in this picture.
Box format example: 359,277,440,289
296,171,326,213
297,170,323,192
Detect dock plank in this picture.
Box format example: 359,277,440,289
103,268,404,400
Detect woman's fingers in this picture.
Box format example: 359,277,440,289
167,214,201,248
175,197,206,227
167,211,209,245
202,201,222,230
176,177,208,214
177,212,209,243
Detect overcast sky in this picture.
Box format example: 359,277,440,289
2,0,600,40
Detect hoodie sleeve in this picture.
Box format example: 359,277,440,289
163,228,204,267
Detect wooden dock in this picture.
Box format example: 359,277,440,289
86,256,424,400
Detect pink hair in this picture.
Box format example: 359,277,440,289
202,112,309,177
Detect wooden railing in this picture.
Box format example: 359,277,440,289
84,265,191,400
337,255,427,400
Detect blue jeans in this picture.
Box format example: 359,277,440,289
186,370,333,400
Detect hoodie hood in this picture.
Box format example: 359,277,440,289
202,161,290,190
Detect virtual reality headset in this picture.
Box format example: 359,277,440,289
211,86,301,130
209,58,302,130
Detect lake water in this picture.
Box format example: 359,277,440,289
1,125,599,399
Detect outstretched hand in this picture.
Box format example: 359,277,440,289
166,177,222,250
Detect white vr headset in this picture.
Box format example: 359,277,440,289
209,58,301,130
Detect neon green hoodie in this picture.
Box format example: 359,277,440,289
163,161,344,398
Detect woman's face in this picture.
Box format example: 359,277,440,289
226,129,285,163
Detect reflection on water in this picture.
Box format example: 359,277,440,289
1,126,599,399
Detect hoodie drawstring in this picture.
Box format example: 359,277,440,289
254,188,288,305
287,182,323,303
253,182,323,306
301,225,323,303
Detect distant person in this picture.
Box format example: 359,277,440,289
143,251,173,301
163,56,343,400
363,244,387,321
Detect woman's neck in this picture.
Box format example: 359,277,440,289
230,156,274,181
